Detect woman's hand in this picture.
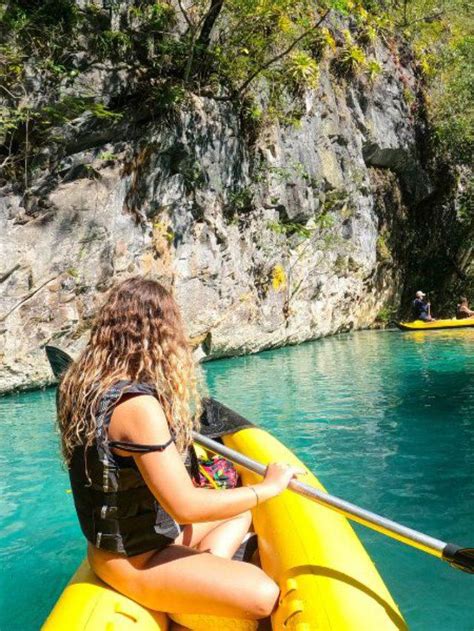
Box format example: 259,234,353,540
257,462,306,500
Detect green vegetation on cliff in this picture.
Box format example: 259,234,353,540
364,0,473,166
1,0,472,187
0,0,370,183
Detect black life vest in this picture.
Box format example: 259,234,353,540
68,381,183,557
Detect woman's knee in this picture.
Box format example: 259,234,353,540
246,575,279,619
238,509,252,528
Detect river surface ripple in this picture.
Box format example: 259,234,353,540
1,329,473,629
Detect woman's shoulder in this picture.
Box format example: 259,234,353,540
110,389,171,444
97,380,158,425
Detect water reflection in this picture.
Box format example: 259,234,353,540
206,329,474,631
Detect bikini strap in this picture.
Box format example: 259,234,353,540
108,437,174,453
97,381,175,456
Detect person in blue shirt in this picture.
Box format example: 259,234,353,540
412,290,436,321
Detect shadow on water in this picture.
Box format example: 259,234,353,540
382,368,473,419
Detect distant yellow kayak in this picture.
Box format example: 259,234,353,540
396,318,474,331
43,426,407,631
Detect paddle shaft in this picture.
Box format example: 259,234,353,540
193,432,473,573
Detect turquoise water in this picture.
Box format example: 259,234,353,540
1,329,473,629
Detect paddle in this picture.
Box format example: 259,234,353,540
44,345,473,574
193,432,474,574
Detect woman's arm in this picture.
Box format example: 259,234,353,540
109,395,299,524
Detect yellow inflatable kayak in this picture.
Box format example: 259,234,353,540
396,318,474,331
43,426,406,631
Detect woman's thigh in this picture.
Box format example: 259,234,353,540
94,544,279,619
176,511,252,557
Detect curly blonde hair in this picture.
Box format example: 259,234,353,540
58,276,201,464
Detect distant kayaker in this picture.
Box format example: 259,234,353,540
456,296,474,319
57,276,302,628
412,290,436,322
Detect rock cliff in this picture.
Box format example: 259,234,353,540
0,5,437,393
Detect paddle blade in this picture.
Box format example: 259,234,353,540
443,545,474,574
45,345,74,379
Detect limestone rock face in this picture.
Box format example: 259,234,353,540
1,45,424,393
363,143,433,204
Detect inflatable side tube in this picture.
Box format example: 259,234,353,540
224,427,407,631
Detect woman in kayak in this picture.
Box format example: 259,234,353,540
456,296,474,319
57,276,300,629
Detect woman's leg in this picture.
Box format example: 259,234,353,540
176,510,252,558
91,544,279,620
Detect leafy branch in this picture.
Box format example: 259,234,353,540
197,8,331,100
232,9,331,98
